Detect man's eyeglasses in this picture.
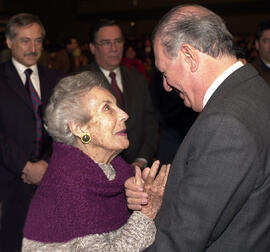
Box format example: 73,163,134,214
95,38,124,48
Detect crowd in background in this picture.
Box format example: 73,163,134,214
0,31,260,80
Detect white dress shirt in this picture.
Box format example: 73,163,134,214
100,67,124,92
12,58,41,98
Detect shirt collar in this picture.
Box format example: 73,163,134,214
99,66,120,79
260,57,270,68
11,57,38,77
203,61,244,108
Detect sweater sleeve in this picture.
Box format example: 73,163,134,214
22,211,156,252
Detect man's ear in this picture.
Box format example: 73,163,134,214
6,38,12,49
180,43,199,72
89,42,95,55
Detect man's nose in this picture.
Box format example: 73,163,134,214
110,41,117,51
163,77,172,92
30,41,36,52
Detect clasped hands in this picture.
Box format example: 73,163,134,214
125,160,171,220
21,160,48,185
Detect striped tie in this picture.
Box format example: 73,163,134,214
24,69,43,158
109,71,125,108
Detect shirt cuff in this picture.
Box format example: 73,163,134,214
135,158,147,168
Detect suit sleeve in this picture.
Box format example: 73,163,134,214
0,133,29,178
147,112,259,251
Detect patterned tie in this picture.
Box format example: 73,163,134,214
24,69,43,158
109,71,125,108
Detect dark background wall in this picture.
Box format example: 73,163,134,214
0,0,269,42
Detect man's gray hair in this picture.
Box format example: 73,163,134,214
152,4,234,58
5,13,46,40
44,71,108,145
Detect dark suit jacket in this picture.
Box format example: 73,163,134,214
79,62,159,165
252,56,270,85
0,60,62,198
147,64,270,251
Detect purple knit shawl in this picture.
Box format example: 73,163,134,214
23,142,133,243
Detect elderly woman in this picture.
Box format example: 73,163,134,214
22,72,169,251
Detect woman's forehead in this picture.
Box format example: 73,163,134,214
85,87,116,108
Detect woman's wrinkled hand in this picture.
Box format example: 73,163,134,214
141,160,170,220
125,160,170,219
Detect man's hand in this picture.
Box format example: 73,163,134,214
22,160,48,185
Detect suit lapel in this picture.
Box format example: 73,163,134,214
38,65,48,103
4,60,33,110
204,64,257,111
119,66,132,112
92,62,112,91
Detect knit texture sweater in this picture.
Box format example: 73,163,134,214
23,142,133,243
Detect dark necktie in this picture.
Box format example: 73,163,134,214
24,68,43,158
109,71,124,108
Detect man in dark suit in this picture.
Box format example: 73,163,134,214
0,13,62,251
125,4,270,251
252,19,270,85
80,20,158,169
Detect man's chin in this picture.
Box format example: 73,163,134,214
23,58,39,66
109,60,121,68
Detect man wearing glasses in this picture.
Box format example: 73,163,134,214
80,19,158,169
